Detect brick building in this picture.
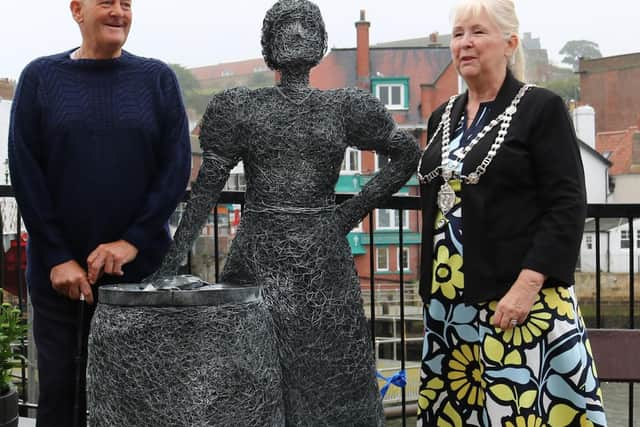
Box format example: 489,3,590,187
596,124,640,203
190,58,274,92
579,52,640,202
579,53,640,133
309,11,459,286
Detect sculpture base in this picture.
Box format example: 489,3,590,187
88,284,283,426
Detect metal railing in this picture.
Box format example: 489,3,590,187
1,185,640,425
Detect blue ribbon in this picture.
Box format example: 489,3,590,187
376,369,407,398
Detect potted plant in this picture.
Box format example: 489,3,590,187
0,302,27,427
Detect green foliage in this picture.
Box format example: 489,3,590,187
559,40,603,67
169,64,201,96
0,303,27,395
168,63,207,116
541,74,580,103
183,90,212,119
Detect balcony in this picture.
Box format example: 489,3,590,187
1,185,639,425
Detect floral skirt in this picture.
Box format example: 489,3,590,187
417,284,607,426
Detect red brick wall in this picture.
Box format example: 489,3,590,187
580,60,640,133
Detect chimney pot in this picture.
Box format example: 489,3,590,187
360,9,366,21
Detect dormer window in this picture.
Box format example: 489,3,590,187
371,77,409,110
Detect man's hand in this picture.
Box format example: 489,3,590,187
87,240,138,284
50,260,93,303
492,269,546,330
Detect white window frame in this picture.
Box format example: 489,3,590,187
621,229,630,249
585,235,593,250
375,153,390,171
397,247,410,271
375,84,405,110
341,147,361,174
375,209,410,230
376,247,390,272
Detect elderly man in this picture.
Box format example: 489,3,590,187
8,0,190,424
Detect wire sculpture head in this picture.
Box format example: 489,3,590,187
261,0,328,71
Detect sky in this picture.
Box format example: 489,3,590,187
1,0,639,80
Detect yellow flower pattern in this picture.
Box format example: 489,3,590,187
431,245,463,300
504,414,547,427
489,300,553,346
447,343,486,408
542,287,576,320
417,377,444,413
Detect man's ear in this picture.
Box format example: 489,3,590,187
70,0,84,24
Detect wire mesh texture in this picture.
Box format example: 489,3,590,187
87,300,284,426
147,0,420,424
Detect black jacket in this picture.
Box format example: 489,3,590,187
419,71,587,303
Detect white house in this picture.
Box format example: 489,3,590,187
580,218,640,273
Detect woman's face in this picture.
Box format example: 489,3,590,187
450,9,514,85
270,16,324,69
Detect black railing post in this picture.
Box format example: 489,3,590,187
629,218,635,427
369,212,376,348
595,218,601,328
16,210,27,403
398,209,406,426
629,218,635,329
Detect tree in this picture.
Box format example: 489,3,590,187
168,63,201,98
559,40,602,68
168,64,208,116
541,75,580,103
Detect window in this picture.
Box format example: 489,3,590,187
376,247,389,271
375,153,389,171
376,84,404,109
341,148,361,173
221,70,234,77
621,229,630,249
224,173,246,191
371,77,409,110
637,230,640,249
376,209,410,230
397,247,410,271
585,235,593,250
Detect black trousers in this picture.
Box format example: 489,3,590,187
32,303,94,427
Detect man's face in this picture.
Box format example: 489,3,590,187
71,0,132,55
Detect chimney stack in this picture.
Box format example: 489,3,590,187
355,10,371,90
428,32,439,44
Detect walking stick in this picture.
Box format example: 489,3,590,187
72,293,86,427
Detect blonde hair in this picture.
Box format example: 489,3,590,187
451,0,525,81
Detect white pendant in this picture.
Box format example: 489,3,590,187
437,180,456,216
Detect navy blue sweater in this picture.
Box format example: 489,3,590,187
9,50,191,317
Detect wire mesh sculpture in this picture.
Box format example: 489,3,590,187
151,0,420,424
88,288,284,426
